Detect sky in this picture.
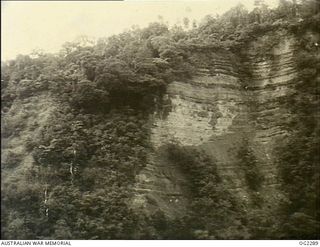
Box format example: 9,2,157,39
1,0,279,61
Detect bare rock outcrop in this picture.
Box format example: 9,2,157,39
133,33,298,217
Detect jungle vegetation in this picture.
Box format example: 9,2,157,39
1,0,319,239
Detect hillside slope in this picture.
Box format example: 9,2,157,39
1,0,319,240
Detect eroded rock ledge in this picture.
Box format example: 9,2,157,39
133,34,297,217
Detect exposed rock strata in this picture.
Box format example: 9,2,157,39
133,34,297,216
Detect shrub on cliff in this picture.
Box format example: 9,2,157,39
236,140,264,192
70,80,110,112
166,144,249,239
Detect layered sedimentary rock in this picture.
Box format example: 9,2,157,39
133,33,297,216
133,51,250,215
245,34,297,207
132,151,190,218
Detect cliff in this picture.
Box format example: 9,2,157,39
2,4,319,238
132,31,297,218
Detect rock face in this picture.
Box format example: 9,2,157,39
133,33,297,216
245,35,297,206
132,151,190,218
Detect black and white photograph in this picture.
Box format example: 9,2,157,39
1,0,319,243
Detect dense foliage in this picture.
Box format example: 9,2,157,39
165,145,250,239
236,140,264,192
1,0,319,239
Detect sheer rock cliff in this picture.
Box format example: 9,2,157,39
133,32,298,217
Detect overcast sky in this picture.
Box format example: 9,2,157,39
1,0,279,61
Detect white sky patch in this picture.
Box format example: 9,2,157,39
1,0,278,61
